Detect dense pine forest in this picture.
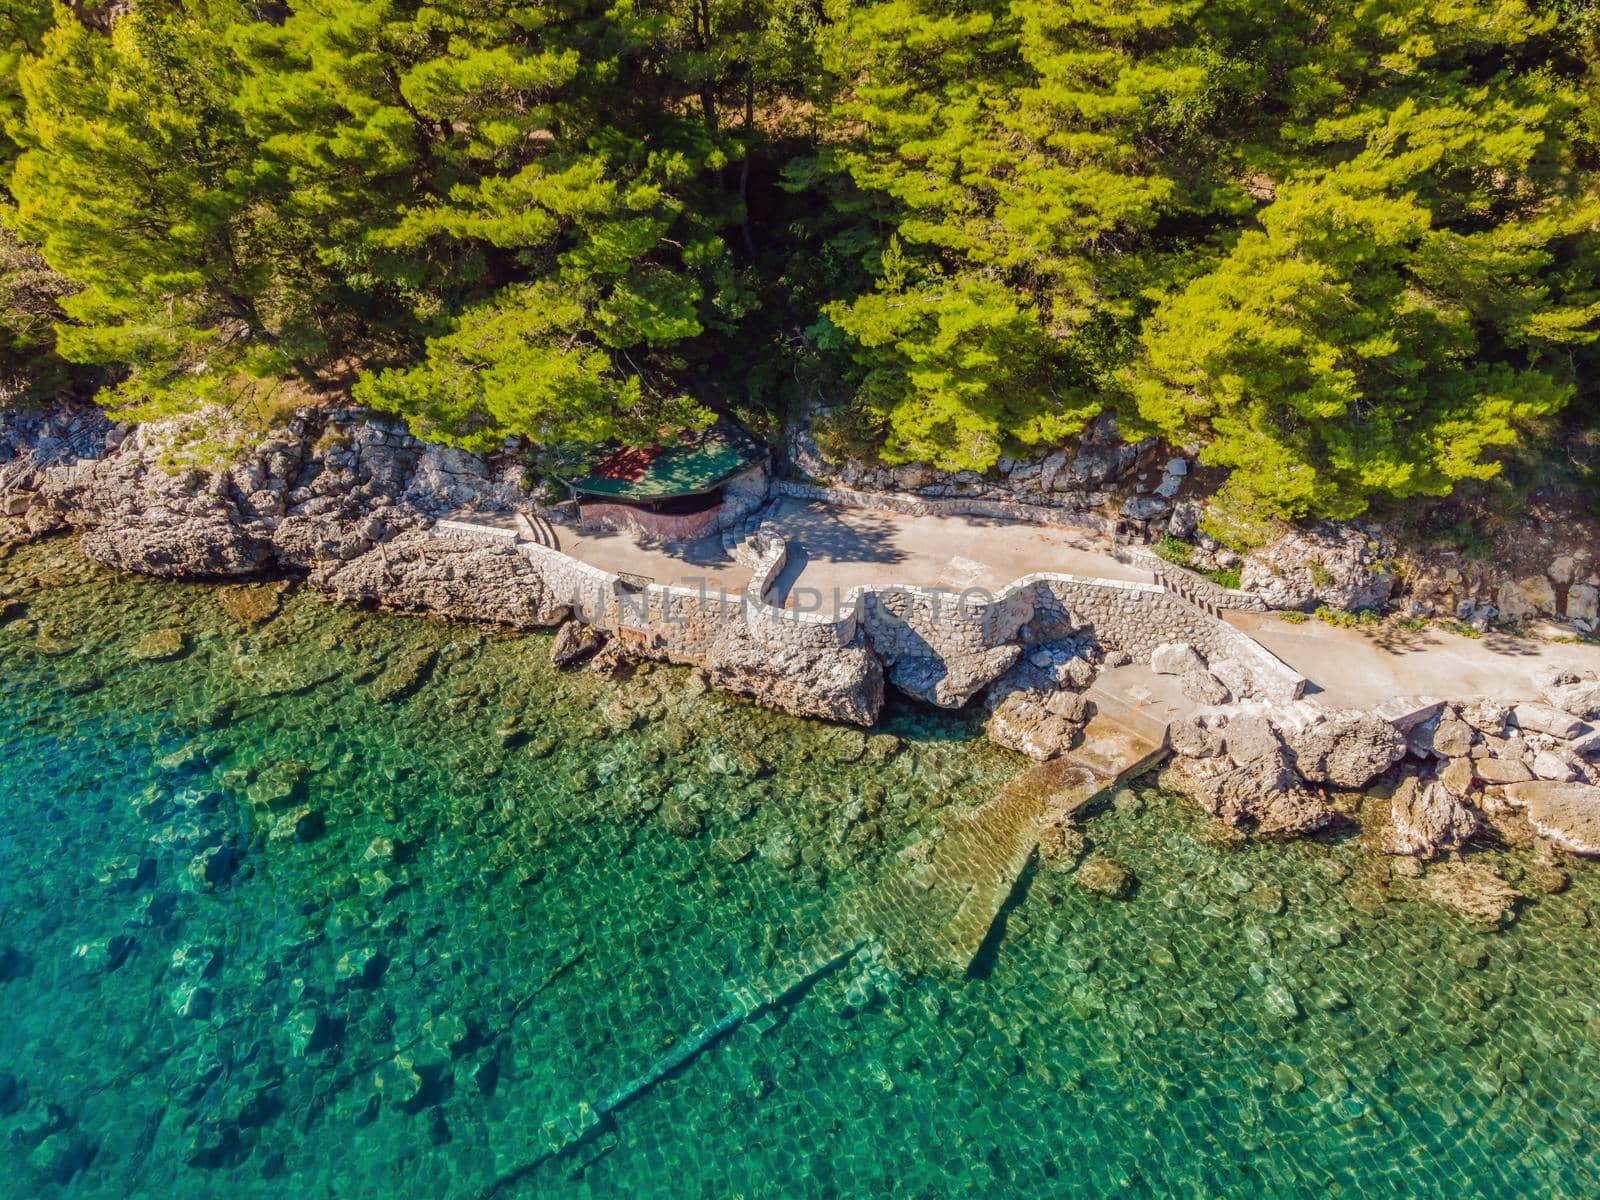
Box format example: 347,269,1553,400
2,0,1599,534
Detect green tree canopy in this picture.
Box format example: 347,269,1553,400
0,0,1596,520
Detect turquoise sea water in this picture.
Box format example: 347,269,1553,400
2,537,1599,1198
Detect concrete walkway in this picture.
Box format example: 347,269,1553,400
554,525,750,595
448,497,1600,713
762,497,1148,604
1229,611,1600,708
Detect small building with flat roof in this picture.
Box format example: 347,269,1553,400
566,420,769,541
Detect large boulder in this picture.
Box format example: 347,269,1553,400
1239,524,1394,611
1220,712,1284,766
1497,576,1557,622
79,517,273,578
1281,709,1404,788
1161,749,1337,839
699,633,885,727
1510,703,1587,740
1180,669,1230,706
984,691,1085,760
1387,778,1481,858
1567,584,1599,624
887,644,1021,708
1505,781,1600,855
1544,678,1600,721
1150,642,1206,676
1169,713,1225,759
1410,710,1473,759
311,532,571,629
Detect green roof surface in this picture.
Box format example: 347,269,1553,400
571,421,762,501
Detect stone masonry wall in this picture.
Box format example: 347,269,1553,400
443,521,1308,708
775,479,1113,535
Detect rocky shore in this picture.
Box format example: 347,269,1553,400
3,400,1598,876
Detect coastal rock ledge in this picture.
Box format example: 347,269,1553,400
0,402,884,725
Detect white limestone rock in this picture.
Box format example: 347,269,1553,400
985,692,1085,761
1498,576,1558,621
1180,669,1230,706
1280,709,1405,789
1388,777,1481,857
1531,750,1577,782
1511,703,1587,740
1544,679,1600,721
1151,642,1206,676
1505,781,1600,855
1240,524,1394,612
1566,584,1599,624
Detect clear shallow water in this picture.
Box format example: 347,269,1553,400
1,539,1598,1198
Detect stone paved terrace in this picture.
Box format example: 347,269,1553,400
762,497,1150,605
440,510,755,595
555,524,749,595
1229,610,1600,709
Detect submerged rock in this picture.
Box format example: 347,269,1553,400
1038,820,1086,866
1074,856,1133,898
1423,863,1521,928
369,646,436,704
130,629,186,661
215,582,285,625
659,796,704,839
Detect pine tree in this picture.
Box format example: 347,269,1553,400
1127,1,1600,534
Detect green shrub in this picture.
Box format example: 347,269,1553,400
1314,605,1379,628
811,405,889,465
1202,565,1242,590
1277,610,1308,624
1153,534,1195,569
1307,562,1334,589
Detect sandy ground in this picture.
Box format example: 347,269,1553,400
1229,610,1600,708
761,498,1149,605
552,524,749,595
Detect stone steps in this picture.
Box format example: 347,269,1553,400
844,711,1164,975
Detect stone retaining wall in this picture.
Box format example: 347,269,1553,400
1124,547,1270,613
848,567,1304,705
436,517,1305,708
774,480,1113,535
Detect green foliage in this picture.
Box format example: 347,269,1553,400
1202,565,1242,591
1276,610,1308,624
353,281,711,458
1314,605,1380,629
0,0,1597,511
1152,535,1195,569
1125,1,1598,522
